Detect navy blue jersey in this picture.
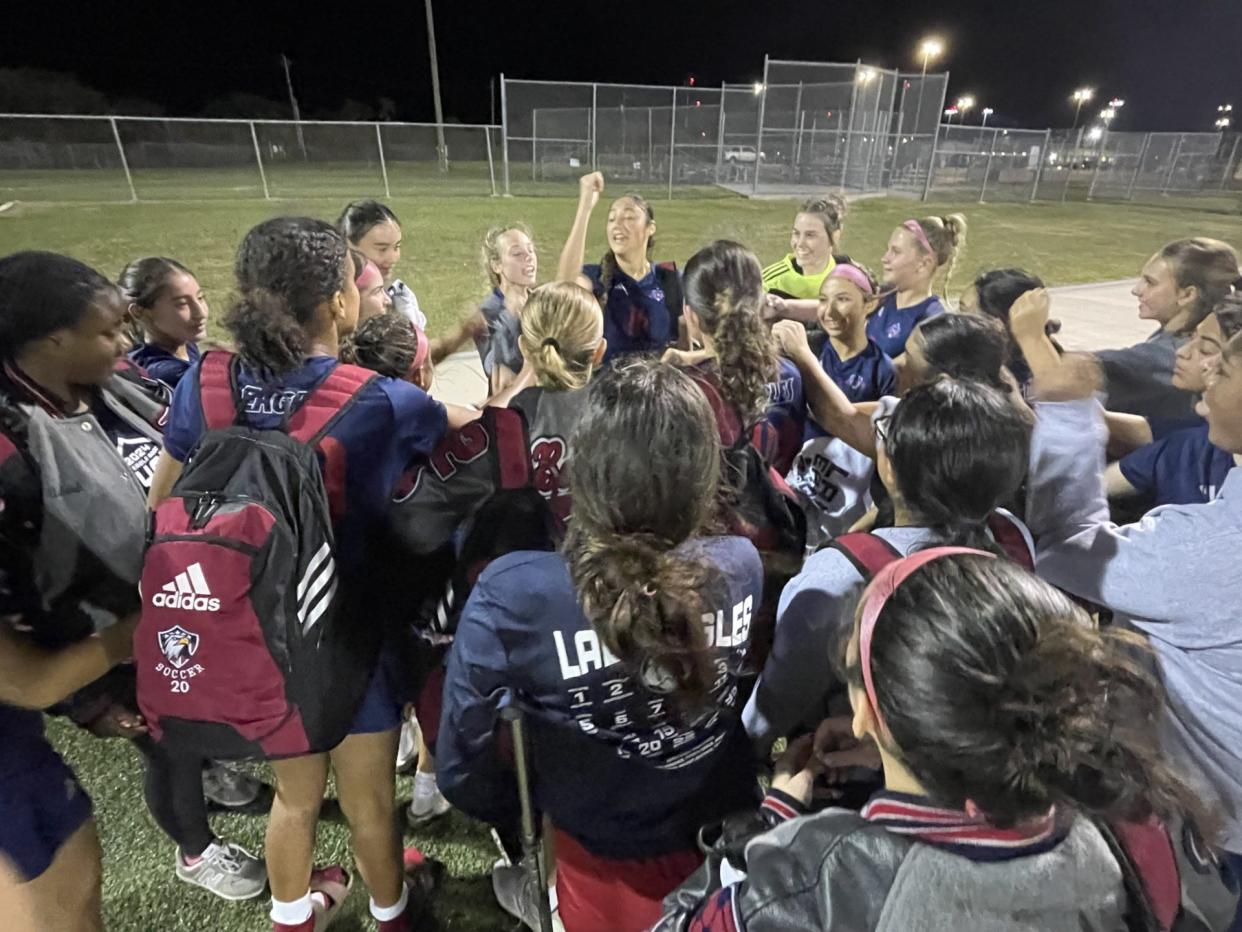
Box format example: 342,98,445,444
754,358,806,475
865,294,946,358
129,342,200,390
1147,414,1204,441
438,536,764,858
805,339,897,441
1118,423,1235,508
165,356,447,569
583,263,680,361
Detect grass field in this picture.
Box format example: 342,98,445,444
3,187,1240,931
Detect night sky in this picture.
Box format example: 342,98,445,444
3,0,1238,131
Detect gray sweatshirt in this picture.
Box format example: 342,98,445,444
744,518,1033,755
1027,397,1242,852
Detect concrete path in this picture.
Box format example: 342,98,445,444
429,278,1149,407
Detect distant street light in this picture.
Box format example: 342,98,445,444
981,107,994,129
753,82,765,96
956,96,976,124
856,67,878,85
1086,126,1104,143
1071,88,1095,130
944,106,959,126
913,36,945,136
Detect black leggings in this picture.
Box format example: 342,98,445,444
133,736,214,857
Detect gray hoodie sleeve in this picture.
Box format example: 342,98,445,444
743,550,860,754
1027,397,1230,638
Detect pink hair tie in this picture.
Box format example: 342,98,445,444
902,219,935,257
356,258,382,288
408,324,429,379
828,263,875,296
858,547,995,735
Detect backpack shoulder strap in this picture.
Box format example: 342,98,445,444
197,351,240,431
987,510,1035,572
829,532,903,581
287,362,377,446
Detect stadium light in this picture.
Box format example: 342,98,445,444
981,107,994,129
1071,87,1095,130
1086,126,1103,142
912,36,945,139
956,96,976,123
753,82,765,96
857,68,878,85
1109,98,1126,109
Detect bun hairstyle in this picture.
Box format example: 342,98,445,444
336,199,401,246
909,214,968,294
565,358,723,705
224,217,349,376
1157,238,1241,334
851,553,1204,830
683,240,777,424
481,223,534,289
0,251,116,359
883,376,1032,552
339,310,422,381
518,282,603,392
599,192,655,295
797,191,848,245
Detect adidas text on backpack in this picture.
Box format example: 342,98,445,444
136,352,379,759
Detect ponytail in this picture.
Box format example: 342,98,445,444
565,358,723,707
518,282,603,392
910,214,968,295
683,240,777,424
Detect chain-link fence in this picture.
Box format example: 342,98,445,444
0,114,499,202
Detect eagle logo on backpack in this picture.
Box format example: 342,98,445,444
158,625,200,669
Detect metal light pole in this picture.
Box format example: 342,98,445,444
280,54,308,161
912,37,943,136
1071,87,1094,131
981,107,994,129
424,0,448,171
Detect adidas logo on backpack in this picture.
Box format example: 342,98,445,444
151,563,221,612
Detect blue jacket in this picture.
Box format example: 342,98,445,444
437,537,765,858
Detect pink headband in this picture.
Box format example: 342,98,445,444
356,258,382,289
408,324,429,379
828,263,875,296
902,219,934,256
858,547,995,734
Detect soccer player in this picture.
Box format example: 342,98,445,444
557,172,683,361
867,214,967,358
477,224,538,393
119,256,209,389
439,359,764,932
761,193,848,324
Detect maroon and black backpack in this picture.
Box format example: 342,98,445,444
136,352,379,760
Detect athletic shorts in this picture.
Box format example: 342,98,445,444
347,652,405,736
553,828,703,932
0,742,93,880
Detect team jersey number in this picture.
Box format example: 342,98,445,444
531,437,567,498
395,421,491,501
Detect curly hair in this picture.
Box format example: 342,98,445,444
339,310,421,381
683,240,777,425
225,217,348,375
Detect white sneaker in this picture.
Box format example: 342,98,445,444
175,841,267,901
407,774,451,825
396,716,420,774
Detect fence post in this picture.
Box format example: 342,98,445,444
500,74,511,195
714,82,727,183
1087,129,1106,201
667,87,677,200
485,126,497,196
374,123,391,197
249,121,271,200
1126,132,1151,201
791,80,804,180
920,71,950,202
590,83,598,171
1162,133,1184,194
647,108,654,176
109,117,138,202
1221,135,1240,190
752,55,770,195
979,128,998,203
531,110,538,182
1061,127,1083,203
839,61,862,191
1030,128,1052,202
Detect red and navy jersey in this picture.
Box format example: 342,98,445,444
510,385,590,530
129,342,200,390
583,262,683,361
865,294,946,358
438,536,764,858
165,356,447,569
